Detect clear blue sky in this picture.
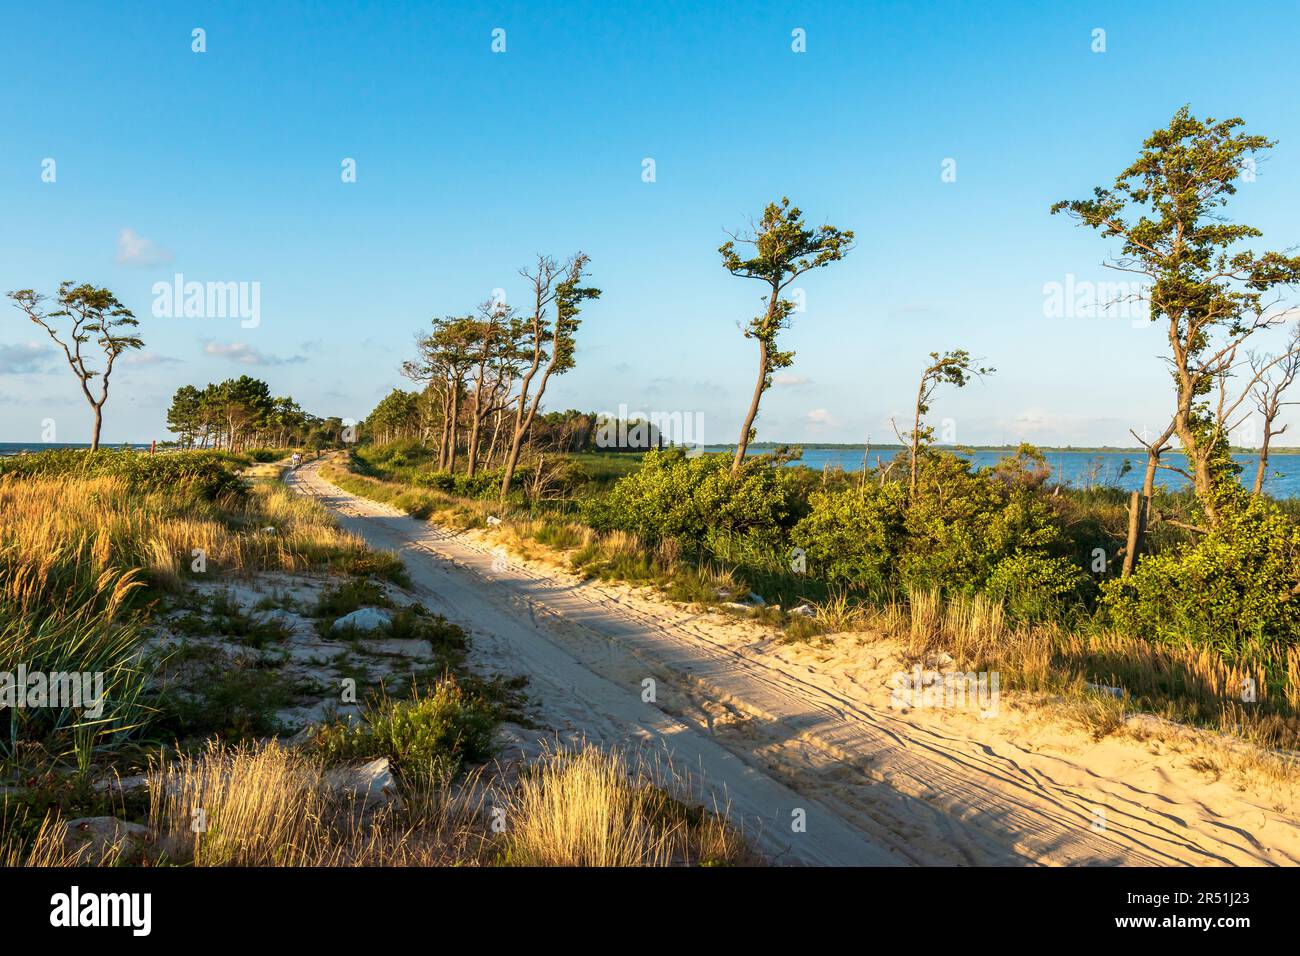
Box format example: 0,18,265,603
2,0,1298,447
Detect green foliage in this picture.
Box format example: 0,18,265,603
0,591,153,760
584,449,804,547
790,483,908,595
793,452,1088,618
313,579,390,619
308,677,496,785
1103,493,1300,659
984,553,1088,621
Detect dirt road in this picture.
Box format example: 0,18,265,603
290,460,1300,867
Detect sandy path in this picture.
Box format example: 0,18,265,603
290,461,1300,867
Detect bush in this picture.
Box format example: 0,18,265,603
790,452,1087,617
1102,494,1300,659
791,483,907,594
984,552,1087,621
899,453,1079,602
308,677,496,784
584,449,803,548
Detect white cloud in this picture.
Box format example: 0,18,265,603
204,341,304,366
773,372,810,386
806,408,836,427
0,342,54,374
121,352,182,367
115,228,173,267
1003,408,1051,434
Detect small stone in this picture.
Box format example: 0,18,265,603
323,758,397,809
331,607,392,634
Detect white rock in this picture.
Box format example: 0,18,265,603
486,515,502,526
323,757,398,809
746,592,766,606
790,604,817,619
331,607,392,634
1086,681,1124,699
720,602,753,613
261,526,277,534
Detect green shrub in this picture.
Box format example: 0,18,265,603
791,483,907,594
790,452,1087,617
1102,494,1300,659
898,454,1078,602
584,449,803,547
984,552,1087,621
308,677,495,784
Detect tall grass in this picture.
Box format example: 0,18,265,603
0,453,399,759
150,740,328,866
498,745,750,866
3,740,759,867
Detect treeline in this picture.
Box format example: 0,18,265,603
165,375,347,451
364,392,609,455
357,254,602,498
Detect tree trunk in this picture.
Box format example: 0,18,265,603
90,403,103,452
437,389,451,471
447,389,460,473
1253,430,1273,495
1121,449,1160,577
732,339,769,475
466,401,482,478
909,399,923,498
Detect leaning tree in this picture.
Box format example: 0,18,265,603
8,282,143,451
1052,107,1300,545
720,198,853,475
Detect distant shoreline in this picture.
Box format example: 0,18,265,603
3,441,1297,457
721,443,1300,456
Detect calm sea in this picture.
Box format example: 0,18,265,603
3,442,1295,498
715,447,1300,499
0,442,153,456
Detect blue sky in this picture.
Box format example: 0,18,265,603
2,0,1298,447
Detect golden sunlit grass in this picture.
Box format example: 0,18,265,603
150,740,328,866
0,473,374,600
498,744,752,866
0,464,402,759
7,740,755,867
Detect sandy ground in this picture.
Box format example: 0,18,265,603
290,460,1300,867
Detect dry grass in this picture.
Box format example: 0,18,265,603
498,744,752,866
863,588,1300,760
149,740,328,866
0,474,372,600
2,739,756,868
